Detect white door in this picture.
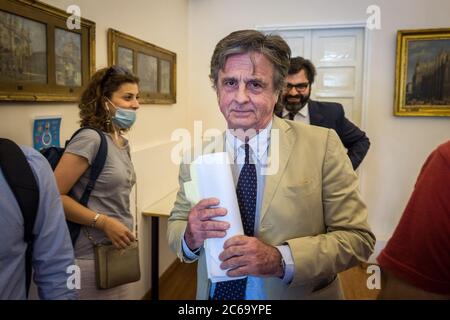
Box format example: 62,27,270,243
276,29,311,58
265,27,365,126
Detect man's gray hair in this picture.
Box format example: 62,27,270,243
210,30,291,92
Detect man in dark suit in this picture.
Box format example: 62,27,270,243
275,57,370,169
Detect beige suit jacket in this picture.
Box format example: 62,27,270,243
167,116,375,300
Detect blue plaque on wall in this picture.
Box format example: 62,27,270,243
33,116,61,150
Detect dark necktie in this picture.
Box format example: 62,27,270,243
212,143,257,300
288,111,296,120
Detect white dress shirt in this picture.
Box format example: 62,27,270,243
282,102,310,124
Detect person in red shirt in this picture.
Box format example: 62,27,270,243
377,140,450,299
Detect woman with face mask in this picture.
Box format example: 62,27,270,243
54,66,140,299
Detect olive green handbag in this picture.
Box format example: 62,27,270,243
86,213,141,289
94,240,141,289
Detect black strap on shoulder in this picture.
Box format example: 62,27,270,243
64,127,108,245
68,127,107,206
0,138,39,298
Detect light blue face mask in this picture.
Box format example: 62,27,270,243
107,99,137,129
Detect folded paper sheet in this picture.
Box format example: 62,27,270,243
185,152,245,283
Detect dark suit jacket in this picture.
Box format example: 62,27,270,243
275,100,370,169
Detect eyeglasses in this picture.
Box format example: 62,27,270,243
285,82,310,92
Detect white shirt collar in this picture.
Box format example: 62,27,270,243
282,102,309,119
225,120,272,163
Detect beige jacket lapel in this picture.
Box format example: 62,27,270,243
260,117,296,222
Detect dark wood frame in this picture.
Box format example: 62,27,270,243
108,28,176,104
0,0,95,102
394,28,450,117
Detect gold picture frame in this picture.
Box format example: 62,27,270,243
108,28,176,104
394,28,450,116
0,0,95,102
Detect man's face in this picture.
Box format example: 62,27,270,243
217,52,278,131
282,69,311,112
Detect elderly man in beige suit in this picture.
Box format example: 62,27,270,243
167,30,375,300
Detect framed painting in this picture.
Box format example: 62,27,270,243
394,28,450,116
108,28,176,104
0,0,95,102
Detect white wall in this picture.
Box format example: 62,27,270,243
187,0,450,246
0,0,188,299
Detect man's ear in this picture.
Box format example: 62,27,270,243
273,90,281,104
274,89,281,99
215,88,220,102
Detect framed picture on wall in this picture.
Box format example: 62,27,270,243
108,28,176,104
394,28,450,117
0,0,96,102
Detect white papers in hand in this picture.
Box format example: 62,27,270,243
189,152,245,283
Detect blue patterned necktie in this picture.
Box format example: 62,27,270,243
212,143,257,300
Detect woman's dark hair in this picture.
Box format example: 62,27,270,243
79,65,139,133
